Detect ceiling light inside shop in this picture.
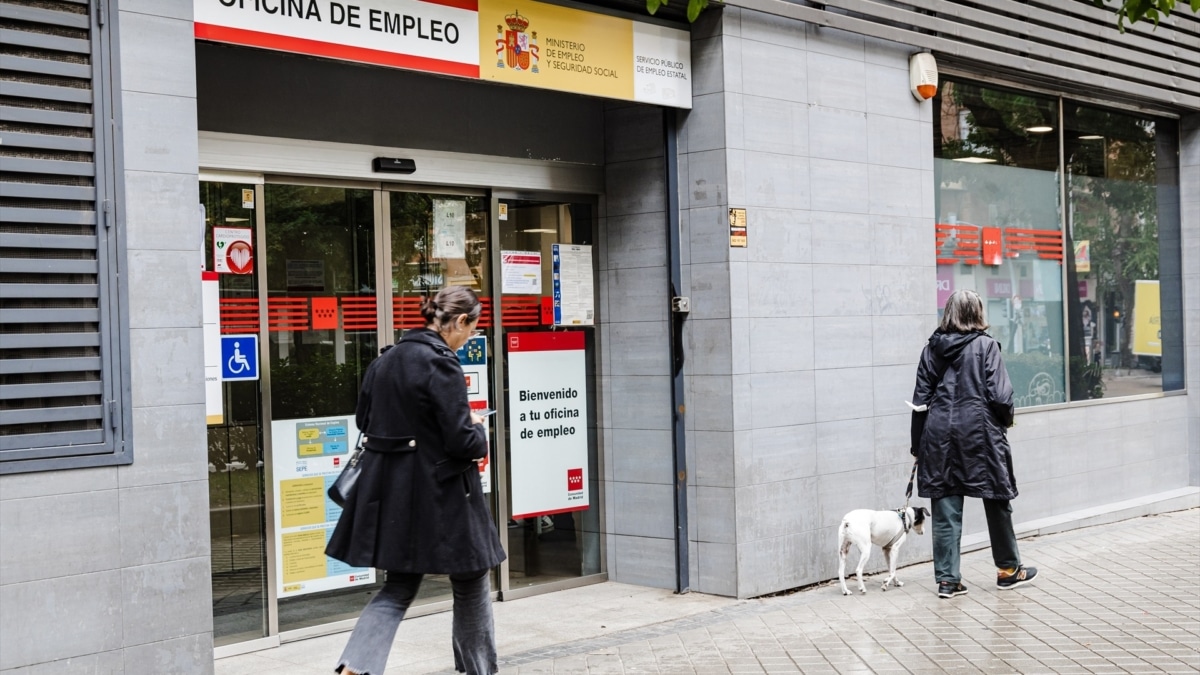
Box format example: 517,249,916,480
952,157,998,164
1079,135,1104,140
520,228,558,234
224,217,249,223
1025,126,1054,133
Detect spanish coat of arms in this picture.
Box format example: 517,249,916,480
496,10,539,73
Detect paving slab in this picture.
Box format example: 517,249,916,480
215,508,1200,674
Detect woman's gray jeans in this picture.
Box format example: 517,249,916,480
932,496,1021,583
335,569,496,675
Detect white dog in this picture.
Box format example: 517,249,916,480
838,506,930,595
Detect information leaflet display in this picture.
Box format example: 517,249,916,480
507,331,588,519
457,335,491,493
271,416,375,598
552,244,593,326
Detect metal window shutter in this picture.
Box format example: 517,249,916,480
1,0,121,462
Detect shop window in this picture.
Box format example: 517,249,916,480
934,79,1184,408
0,0,130,472
934,81,1066,407
1064,107,1183,400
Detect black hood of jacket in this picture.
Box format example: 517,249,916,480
927,330,988,366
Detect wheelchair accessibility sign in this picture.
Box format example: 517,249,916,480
221,335,259,381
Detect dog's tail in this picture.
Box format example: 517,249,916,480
837,518,850,548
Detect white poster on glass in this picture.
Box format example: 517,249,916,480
552,244,594,326
270,416,375,598
213,227,253,274
501,251,541,294
506,331,589,519
202,272,223,425
432,199,467,259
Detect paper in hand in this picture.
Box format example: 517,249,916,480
905,400,928,412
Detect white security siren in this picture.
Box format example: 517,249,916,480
909,52,938,101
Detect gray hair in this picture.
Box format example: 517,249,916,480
939,289,989,332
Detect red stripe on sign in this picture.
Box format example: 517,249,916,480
202,272,219,281
502,254,540,264
194,23,480,79
419,0,478,10
506,330,585,353
512,505,589,519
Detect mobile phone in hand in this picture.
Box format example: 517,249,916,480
475,408,497,418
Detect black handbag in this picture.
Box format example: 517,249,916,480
328,431,366,508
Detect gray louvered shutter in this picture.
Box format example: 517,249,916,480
1,0,128,470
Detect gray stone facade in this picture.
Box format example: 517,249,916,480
0,1,212,672
1,3,1196,671
601,8,1200,599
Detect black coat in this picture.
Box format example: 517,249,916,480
325,329,506,574
910,330,1018,501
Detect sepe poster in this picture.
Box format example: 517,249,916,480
506,331,588,519
270,416,375,598
457,335,492,493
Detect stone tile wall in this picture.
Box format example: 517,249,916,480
599,104,678,589
0,1,212,671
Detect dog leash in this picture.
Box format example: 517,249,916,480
904,459,917,509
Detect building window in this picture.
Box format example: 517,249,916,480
0,0,129,472
933,79,1183,408
1064,106,1183,400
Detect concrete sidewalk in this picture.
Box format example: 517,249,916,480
217,509,1200,674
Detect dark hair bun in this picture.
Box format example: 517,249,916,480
419,295,439,323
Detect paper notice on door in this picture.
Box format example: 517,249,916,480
501,251,541,294
552,244,594,325
432,199,466,259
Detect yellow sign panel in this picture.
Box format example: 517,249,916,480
279,476,326,528
478,0,634,101
297,428,321,441
1132,280,1161,356
297,442,325,457
281,530,328,584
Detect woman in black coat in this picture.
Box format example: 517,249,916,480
327,286,504,675
910,289,1037,599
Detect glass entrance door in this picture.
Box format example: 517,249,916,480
204,179,605,648
387,189,495,604
262,183,383,633
496,198,601,592
201,180,268,646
